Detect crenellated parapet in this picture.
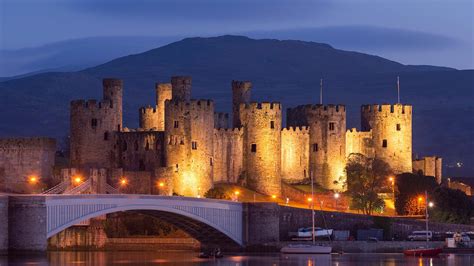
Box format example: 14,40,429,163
287,104,345,127
281,126,310,135
361,103,412,116
0,137,56,150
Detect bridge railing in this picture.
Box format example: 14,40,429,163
42,179,70,194
64,179,91,194
105,183,120,194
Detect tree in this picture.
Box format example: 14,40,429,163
431,187,474,224
204,186,231,200
395,173,437,215
344,154,392,215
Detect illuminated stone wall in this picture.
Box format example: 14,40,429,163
70,79,122,168
281,126,309,184
413,156,442,183
361,104,412,174
165,100,214,197
345,128,375,158
0,138,56,193
240,102,282,196
232,80,252,128
212,128,244,183
287,104,346,191
139,83,172,131
116,130,165,171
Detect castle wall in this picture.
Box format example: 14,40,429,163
0,138,56,193
361,104,412,174
214,112,230,129
171,76,191,102
232,81,252,128
212,128,244,183
240,102,282,196
287,105,346,190
70,79,123,168
138,106,160,131
281,127,309,184
165,100,214,196
346,128,375,159
413,156,442,184
116,130,165,171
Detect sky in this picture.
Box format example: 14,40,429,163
0,0,473,69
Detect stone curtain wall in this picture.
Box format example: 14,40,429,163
413,156,442,183
345,128,374,158
0,138,56,193
116,131,165,171
212,128,244,183
281,127,310,184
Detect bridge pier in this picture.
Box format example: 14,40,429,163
0,195,8,252
243,203,280,246
8,196,47,251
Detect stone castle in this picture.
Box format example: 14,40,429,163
61,76,435,197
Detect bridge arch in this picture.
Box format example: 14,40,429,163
45,195,243,246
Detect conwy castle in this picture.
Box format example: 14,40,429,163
0,77,442,196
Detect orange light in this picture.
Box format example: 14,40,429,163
234,190,240,196
271,195,277,199
307,197,313,202
158,182,164,187
28,175,38,184
120,178,127,186
74,176,82,184
418,196,423,202
389,177,394,182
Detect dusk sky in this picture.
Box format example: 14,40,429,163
0,0,473,69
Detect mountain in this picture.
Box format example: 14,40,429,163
0,36,178,77
0,35,472,176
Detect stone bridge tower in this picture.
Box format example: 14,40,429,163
70,78,123,168
361,104,412,173
287,104,346,190
240,102,282,196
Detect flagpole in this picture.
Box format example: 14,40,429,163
397,76,400,104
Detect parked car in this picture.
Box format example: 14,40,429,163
407,231,432,241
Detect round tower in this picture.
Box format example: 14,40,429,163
164,99,215,196
232,80,252,128
240,102,282,196
171,76,192,102
287,104,346,190
139,106,159,130
361,104,412,173
102,78,123,131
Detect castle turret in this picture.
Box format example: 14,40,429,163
138,83,172,131
232,81,252,128
361,104,412,173
240,102,282,196
171,76,191,102
164,99,215,196
287,104,346,190
70,79,123,168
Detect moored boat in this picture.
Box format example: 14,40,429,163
281,244,332,254
403,247,442,257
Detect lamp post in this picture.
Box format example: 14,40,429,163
334,192,340,209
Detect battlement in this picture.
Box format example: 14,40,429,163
281,126,309,134
214,127,244,135
346,128,372,134
288,104,346,114
139,105,158,114
70,99,114,110
240,102,281,111
0,137,56,150
103,78,123,87
361,104,412,115
166,99,214,111
232,80,252,91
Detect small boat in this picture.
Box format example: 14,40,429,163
403,247,442,257
297,227,333,238
198,248,223,259
281,244,332,254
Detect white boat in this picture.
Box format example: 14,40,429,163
281,244,332,254
281,171,333,254
297,227,333,238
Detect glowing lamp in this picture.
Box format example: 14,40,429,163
120,178,127,186
334,193,340,199
307,197,313,202
389,177,394,182
428,202,434,208
418,196,423,202
234,190,240,196
74,176,82,184
28,176,38,184
159,182,165,187
271,195,277,199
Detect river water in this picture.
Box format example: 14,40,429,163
1,251,473,265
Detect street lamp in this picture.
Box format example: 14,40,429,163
28,175,38,185
234,190,240,202
119,178,128,186
271,194,277,200
73,176,82,185
428,201,434,208
334,192,340,209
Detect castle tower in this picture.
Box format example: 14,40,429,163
164,100,215,196
171,76,192,102
287,104,346,190
138,83,172,131
70,78,123,168
232,81,252,128
240,102,282,196
361,104,412,174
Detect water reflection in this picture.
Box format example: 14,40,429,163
0,251,473,265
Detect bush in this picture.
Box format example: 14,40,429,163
204,186,231,200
